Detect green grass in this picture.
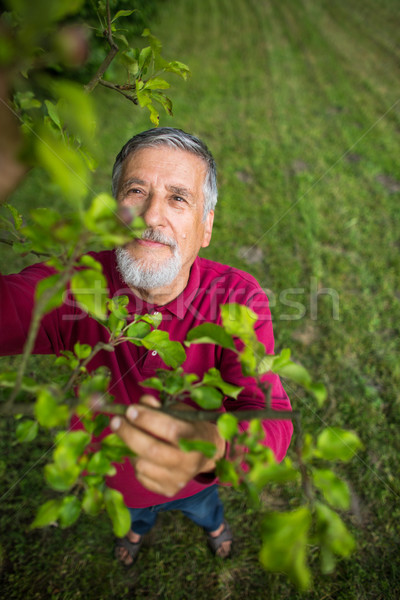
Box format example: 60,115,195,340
1,0,400,597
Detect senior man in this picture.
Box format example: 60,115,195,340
0,128,293,565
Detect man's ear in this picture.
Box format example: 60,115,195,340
201,210,214,248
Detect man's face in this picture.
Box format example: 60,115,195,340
116,146,214,290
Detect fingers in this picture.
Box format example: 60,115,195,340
134,460,187,497
139,394,161,409
124,398,193,447
111,413,183,468
109,395,225,496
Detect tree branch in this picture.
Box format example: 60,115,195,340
84,0,119,93
108,403,296,423
63,341,115,394
6,241,86,406
98,80,138,105
0,236,51,258
293,411,313,502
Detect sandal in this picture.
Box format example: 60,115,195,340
115,534,143,567
206,519,233,558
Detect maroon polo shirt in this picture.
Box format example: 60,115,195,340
0,250,293,507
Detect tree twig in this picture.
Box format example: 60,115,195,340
84,0,119,94
0,236,51,258
6,242,85,406
108,403,296,423
98,80,138,105
63,341,115,394
293,411,313,502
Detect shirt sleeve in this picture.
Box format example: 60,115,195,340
218,288,293,462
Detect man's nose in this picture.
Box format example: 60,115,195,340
140,193,166,228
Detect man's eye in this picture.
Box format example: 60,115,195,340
173,196,185,203
127,188,142,195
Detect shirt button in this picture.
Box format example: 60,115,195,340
153,311,160,315
151,351,157,356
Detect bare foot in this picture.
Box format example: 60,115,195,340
115,530,142,566
209,522,232,558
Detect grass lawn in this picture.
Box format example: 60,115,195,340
1,0,400,597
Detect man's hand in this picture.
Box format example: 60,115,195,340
110,395,226,497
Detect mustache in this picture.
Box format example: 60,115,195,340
141,228,177,249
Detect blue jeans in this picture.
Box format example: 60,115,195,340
128,485,224,535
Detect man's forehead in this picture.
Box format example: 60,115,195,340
120,146,206,188
123,145,206,171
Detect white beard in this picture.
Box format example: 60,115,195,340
115,229,182,290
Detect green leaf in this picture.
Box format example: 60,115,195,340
111,9,136,22
150,91,173,116
147,103,160,126
91,413,110,437
126,321,151,339
256,354,275,375
4,203,23,230
16,420,38,443
273,361,312,386
141,330,186,368
139,312,163,329
312,468,351,510
87,451,116,476
143,77,170,90
21,208,81,253
52,80,96,147
114,33,129,47
308,382,327,406
138,46,152,71
139,377,164,392
0,372,38,392
159,370,186,395
270,348,291,371
315,501,356,573
217,413,238,440
239,343,265,376
260,507,312,591
190,386,222,410
316,428,363,462
82,487,103,517
59,496,81,528
216,458,240,487
30,499,62,529
164,60,191,80
53,430,91,465
74,341,92,360
221,303,258,340
35,273,66,314
248,458,299,489
15,90,41,110
78,255,103,271
178,438,216,458
85,193,144,246
248,419,263,438
70,268,108,320
34,388,69,428
78,369,110,400
185,323,236,350
44,100,62,130
101,433,134,462
104,488,131,537
201,368,243,399
36,126,90,203
142,29,163,54
44,462,80,491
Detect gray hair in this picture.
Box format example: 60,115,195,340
111,127,218,219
